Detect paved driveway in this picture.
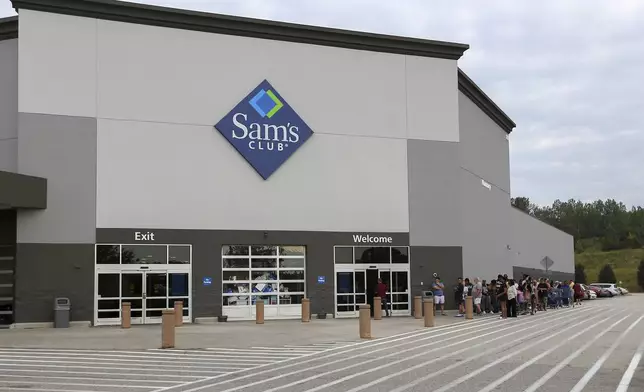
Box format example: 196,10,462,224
160,295,644,392
0,295,642,391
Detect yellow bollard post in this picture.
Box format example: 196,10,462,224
256,299,265,324
161,309,175,349
465,296,473,320
359,304,371,339
373,297,382,320
174,300,183,327
121,302,131,329
414,296,422,319
301,298,310,322
423,299,434,327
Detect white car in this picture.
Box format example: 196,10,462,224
580,284,597,300
617,287,629,295
590,283,620,296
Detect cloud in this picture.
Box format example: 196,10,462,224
1,0,642,207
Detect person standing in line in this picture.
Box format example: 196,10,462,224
482,279,491,313
473,277,483,315
496,279,508,319
531,279,538,313
537,278,549,311
573,281,584,306
376,278,390,317
454,278,465,317
432,276,446,316
507,279,518,317
490,279,499,313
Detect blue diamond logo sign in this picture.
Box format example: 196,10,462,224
214,80,314,180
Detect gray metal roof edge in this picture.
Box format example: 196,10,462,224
458,69,516,134
10,0,469,60
0,16,18,41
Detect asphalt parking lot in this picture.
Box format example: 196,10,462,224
0,294,641,391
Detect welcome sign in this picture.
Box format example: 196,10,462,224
214,80,314,179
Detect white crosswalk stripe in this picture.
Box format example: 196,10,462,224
0,340,357,391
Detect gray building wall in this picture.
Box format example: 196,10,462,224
17,113,97,244
13,114,97,323
0,39,18,173
458,91,513,279
460,169,512,279
509,207,575,275
408,140,461,247
0,210,16,325
407,139,464,310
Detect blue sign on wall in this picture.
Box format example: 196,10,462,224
317,276,326,284
214,79,314,180
203,277,212,286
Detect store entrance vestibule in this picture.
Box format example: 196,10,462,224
334,245,411,318
366,268,379,317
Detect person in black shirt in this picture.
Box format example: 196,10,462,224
454,278,465,316
537,278,549,311
496,279,508,319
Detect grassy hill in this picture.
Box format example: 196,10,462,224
575,248,644,292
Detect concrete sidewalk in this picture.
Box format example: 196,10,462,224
0,310,486,350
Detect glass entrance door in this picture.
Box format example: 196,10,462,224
335,267,410,318
97,270,189,325
335,269,366,317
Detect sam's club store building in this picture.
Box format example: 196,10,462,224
0,0,574,327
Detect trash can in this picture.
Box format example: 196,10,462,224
54,297,71,328
421,291,434,315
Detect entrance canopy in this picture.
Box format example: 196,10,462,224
0,170,47,209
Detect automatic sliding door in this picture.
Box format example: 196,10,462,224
391,270,410,315
335,270,367,317
335,271,355,316
121,272,144,324
144,272,167,323
168,272,189,319
96,273,121,323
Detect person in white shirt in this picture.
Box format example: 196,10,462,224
507,279,518,318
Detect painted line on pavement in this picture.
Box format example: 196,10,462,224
0,362,229,374
0,365,199,383
524,314,642,392
0,368,202,379
616,339,644,392
343,306,603,392
154,314,502,392
569,315,644,392
0,358,248,370
0,373,174,385
193,314,512,392
271,306,597,392
430,309,627,392
0,353,272,366
0,388,94,392
482,313,632,392
0,379,157,389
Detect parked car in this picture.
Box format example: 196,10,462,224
588,285,612,297
617,287,629,295
579,284,596,299
590,283,620,297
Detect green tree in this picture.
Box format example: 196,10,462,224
638,260,644,291
598,264,617,283
575,263,587,284
511,197,535,214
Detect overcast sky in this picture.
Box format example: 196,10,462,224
2,0,643,208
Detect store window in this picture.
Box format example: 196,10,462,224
222,245,306,312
